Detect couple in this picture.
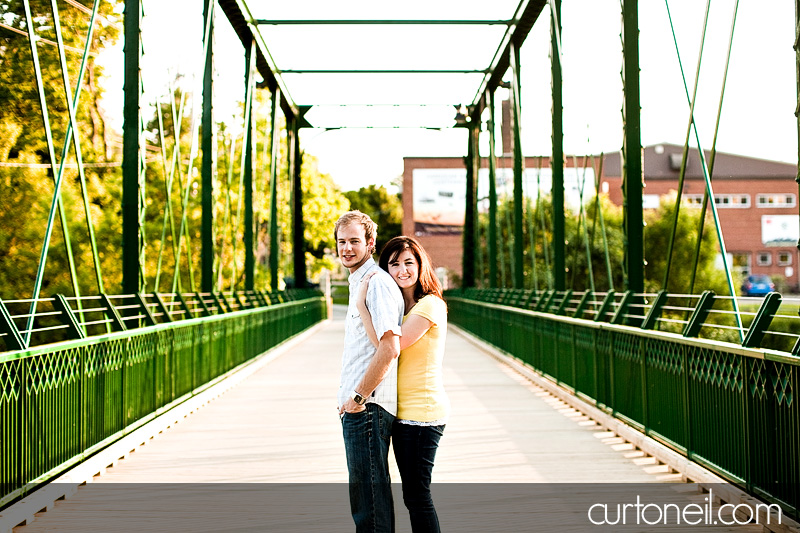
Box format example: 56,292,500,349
335,210,449,533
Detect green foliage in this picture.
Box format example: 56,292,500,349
0,0,123,300
643,192,734,296
343,185,403,254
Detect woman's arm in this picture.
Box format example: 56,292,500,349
398,314,432,350
357,273,380,348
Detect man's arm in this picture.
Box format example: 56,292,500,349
339,330,400,414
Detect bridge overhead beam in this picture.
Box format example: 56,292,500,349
217,0,299,122
470,0,547,117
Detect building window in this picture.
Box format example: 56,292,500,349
778,252,793,266
756,193,796,208
757,252,772,266
732,253,751,276
684,194,750,208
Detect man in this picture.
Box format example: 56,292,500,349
335,210,404,533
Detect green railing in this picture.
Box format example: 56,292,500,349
447,289,799,520
0,289,326,508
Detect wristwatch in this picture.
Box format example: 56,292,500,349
351,390,367,405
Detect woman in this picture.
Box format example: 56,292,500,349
357,235,449,533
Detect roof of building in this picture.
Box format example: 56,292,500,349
603,143,797,179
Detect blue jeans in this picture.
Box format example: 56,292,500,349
342,403,395,533
392,422,445,533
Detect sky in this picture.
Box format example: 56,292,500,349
101,0,798,193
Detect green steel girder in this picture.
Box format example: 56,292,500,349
621,0,644,295
290,116,308,288
742,292,782,349
244,39,256,291
510,42,525,290
217,0,299,120
487,90,499,288
122,0,142,295
254,19,512,25
683,291,716,338
470,0,548,115
201,0,216,293
550,0,565,292
101,294,127,332
268,88,281,291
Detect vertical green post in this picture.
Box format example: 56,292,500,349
122,0,141,294
290,117,307,288
550,0,565,291
243,40,255,290
795,0,800,258
510,43,525,289
622,0,644,294
488,90,498,288
201,0,215,293
462,121,477,288
268,89,280,291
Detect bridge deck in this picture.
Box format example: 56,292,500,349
12,307,758,532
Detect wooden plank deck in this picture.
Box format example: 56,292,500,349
10,306,766,532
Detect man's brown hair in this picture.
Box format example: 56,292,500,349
334,210,378,255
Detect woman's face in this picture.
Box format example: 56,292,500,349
387,249,419,291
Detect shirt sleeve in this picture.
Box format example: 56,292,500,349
408,295,445,326
366,274,403,339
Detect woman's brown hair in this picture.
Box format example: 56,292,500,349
378,236,443,303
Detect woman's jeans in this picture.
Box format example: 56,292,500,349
392,421,445,533
342,403,395,533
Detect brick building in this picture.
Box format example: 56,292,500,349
403,143,799,289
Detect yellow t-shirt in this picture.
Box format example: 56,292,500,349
397,295,450,422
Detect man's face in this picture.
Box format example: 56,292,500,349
337,222,374,273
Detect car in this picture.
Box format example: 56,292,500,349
741,274,775,297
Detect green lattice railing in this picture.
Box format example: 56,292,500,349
0,290,326,508
447,292,799,520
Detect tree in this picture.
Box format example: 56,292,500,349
343,185,403,254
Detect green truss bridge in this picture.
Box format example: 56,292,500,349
0,0,798,529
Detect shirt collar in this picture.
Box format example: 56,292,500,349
348,256,376,284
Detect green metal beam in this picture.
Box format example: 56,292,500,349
244,40,255,291
488,90,499,288
268,88,281,291
470,0,548,115
621,0,644,295
290,115,308,288
462,122,478,288
122,0,142,295
201,0,215,293
277,69,488,74
510,42,524,289
551,0,565,291
254,19,512,25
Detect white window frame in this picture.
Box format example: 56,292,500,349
684,194,750,208
757,252,772,266
756,193,796,208
778,251,793,266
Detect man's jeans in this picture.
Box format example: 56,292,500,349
392,422,445,533
342,403,395,533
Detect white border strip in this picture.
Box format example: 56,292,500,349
0,320,330,533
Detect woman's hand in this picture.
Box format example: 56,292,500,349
357,272,376,307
